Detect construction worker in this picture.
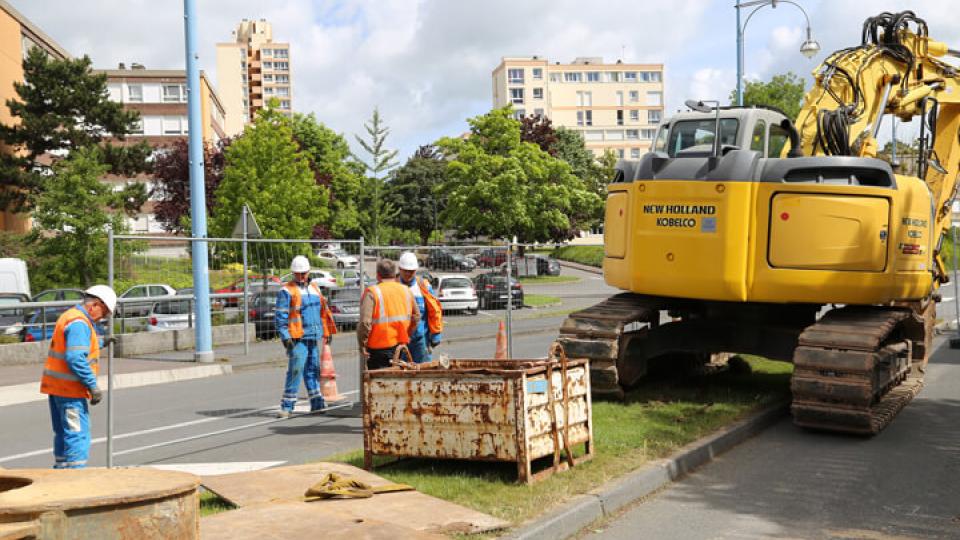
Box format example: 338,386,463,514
40,285,116,469
358,259,420,370
397,252,443,363
275,255,337,418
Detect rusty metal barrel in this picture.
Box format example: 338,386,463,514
0,468,199,539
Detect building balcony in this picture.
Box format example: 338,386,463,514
249,60,261,69
250,73,262,82
251,98,264,107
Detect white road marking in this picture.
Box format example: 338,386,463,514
146,461,285,476
476,310,497,318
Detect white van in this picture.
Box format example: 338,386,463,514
0,259,30,296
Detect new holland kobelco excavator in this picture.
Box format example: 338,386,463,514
556,11,960,434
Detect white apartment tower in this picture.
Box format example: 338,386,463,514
492,57,664,158
216,19,292,136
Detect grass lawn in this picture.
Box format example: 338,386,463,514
518,275,580,284
552,246,604,268
329,356,792,532
523,294,562,307
199,490,235,517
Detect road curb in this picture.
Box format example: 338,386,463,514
501,400,790,540
556,259,602,275
0,364,232,408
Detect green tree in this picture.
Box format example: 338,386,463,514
151,138,230,234
210,108,328,247
437,107,603,243
729,71,806,120
289,113,364,239
553,127,612,201
353,108,399,245
387,145,447,245
29,148,144,289
0,48,144,211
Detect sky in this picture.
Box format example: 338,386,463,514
13,0,960,161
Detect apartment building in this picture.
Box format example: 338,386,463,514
216,19,292,136
0,0,70,232
99,65,227,233
492,56,664,158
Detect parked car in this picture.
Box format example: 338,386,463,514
426,250,476,272
475,249,507,268
533,255,562,276
279,270,338,289
146,299,193,332
118,284,177,318
334,269,374,288
434,274,478,315
176,287,224,310
315,248,359,269
0,258,30,296
12,289,85,338
21,307,107,343
473,272,523,310
328,286,361,329
216,275,281,307
32,289,85,303
249,285,283,339
0,293,30,335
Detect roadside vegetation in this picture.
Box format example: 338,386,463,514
552,245,604,268
328,356,792,528
199,490,235,517
523,294,562,307
518,275,579,284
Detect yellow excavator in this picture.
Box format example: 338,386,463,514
557,11,960,434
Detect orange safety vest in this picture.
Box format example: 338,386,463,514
365,281,414,349
40,308,100,399
284,281,337,339
416,278,443,336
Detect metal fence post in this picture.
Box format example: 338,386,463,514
107,229,115,468
505,240,513,359
242,206,249,355
358,237,365,412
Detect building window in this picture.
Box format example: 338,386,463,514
163,84,184,102
616,91,624,106
532,87,543,100
640,71,662,82
631,148,641,158
128,84,143,103
617,110,624,126
624,71,637,82
277,75,289,83
549,73,560,82
262,48,273,57
130,119,144,135
641,129,657,139
577,111,584,126
264,74,274,82
513,108,525,119
263,61,273,70
647,91,663,106
584,130,603,141
275,61,289,71
617,148,625,158
564,72,582,83
586,71,600,82
532,68,543,80
576,91,592,106
629,90,639,102
279,100,291,109
648,110,662,124
276,86,289,96
534,108,544,116
274,49,288,58
606,72,622,82
585,110,593,126
510,88,524,104
162,116,183,135
577,110,594,126
626,129,639,139
606,130,624,141
264,87,275,95
508,68,524,83
630,110,640,122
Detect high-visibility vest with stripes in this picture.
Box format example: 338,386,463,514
409,278,443,336
40,308,99,399
283,282,336,339
365,281,414,349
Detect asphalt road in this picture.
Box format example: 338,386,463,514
584,335,960,540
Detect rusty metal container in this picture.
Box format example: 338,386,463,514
0,468,199,539
363,347,594,483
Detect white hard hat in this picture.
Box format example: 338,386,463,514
291,255,311,273
398,251,419,271
85,285,117,314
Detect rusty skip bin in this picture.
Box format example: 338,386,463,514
362,344,594,483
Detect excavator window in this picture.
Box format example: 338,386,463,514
750,120,766,153
769,124,790,158
668,119,738,157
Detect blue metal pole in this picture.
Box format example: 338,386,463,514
184,0,213,363
736,3,744,106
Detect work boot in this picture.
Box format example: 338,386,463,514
310,396,326,413
277,410,291,419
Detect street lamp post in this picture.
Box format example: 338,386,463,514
735,0,820,106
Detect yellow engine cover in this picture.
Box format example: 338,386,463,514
603,176,934,305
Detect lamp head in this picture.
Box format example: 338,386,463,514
800,38,821,58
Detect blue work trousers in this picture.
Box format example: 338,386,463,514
280,339,324,412
48,395,90,469
408,333,431,364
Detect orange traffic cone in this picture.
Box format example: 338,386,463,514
495,321,508,359
319,343,346,402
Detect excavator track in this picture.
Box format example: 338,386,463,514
790,306,924,435
555,293,659,399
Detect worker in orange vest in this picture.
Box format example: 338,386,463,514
275,255,337,418
357,259,420,370
397,252,443,363
40,285,116,469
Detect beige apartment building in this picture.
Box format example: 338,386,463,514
99,65,227,233
216,19,292,136
492,56,664,158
